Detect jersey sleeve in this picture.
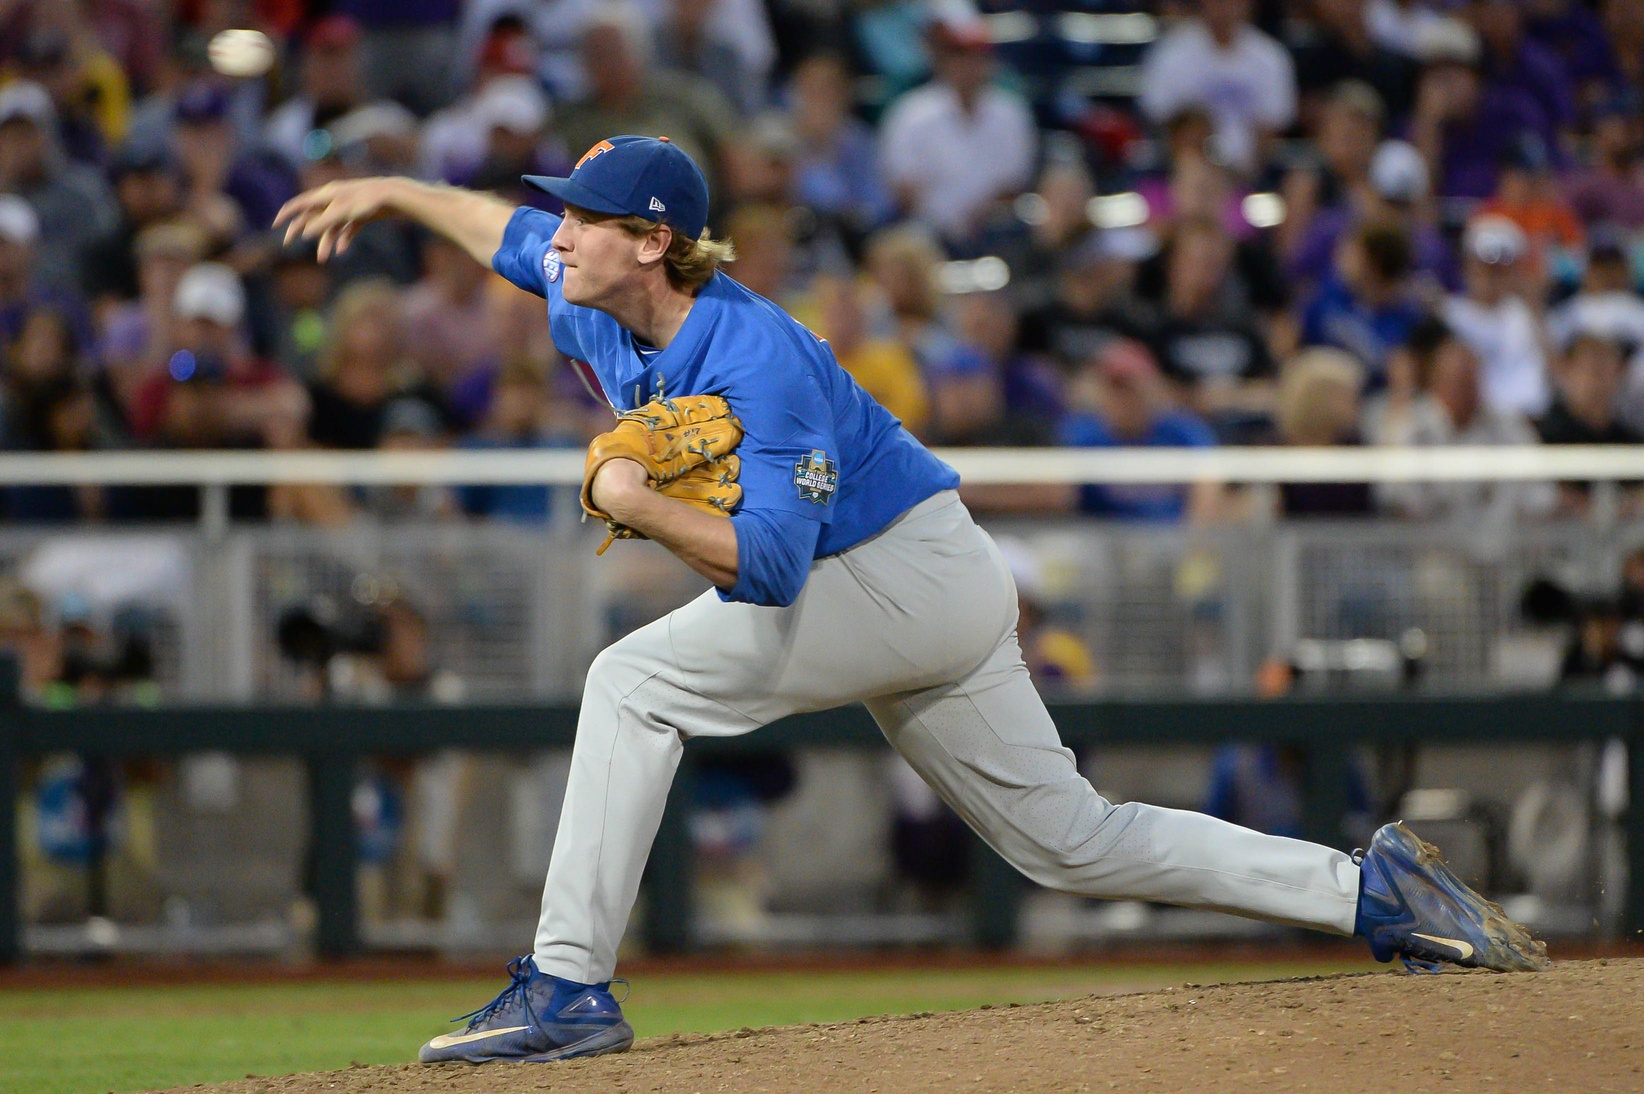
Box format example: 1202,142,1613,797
726,356,841,526
726,507,821,607
491,206,563,299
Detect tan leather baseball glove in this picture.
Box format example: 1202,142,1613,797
581,395,744,554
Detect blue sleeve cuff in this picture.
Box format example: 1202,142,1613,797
723,508,821,607
491,206,562,297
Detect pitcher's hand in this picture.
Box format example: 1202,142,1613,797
274,178,405,261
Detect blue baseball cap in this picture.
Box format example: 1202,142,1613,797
523,135,709,238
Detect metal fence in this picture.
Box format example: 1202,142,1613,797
0,514,1633,702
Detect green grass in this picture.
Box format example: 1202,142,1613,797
0,958,1376,1094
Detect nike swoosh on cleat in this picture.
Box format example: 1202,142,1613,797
1411,932,1475,961
426,1025,531,1049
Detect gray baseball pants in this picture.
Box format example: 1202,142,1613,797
533,491,1361,982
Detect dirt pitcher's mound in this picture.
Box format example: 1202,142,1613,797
162,958,1644,1094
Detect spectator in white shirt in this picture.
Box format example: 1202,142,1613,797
1547,237,1644,433
1441,215,1552,417
1139,0,1297,176
878,17,1037,248
1366,316,1556,524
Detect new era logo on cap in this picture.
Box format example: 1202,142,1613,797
521,135,709,238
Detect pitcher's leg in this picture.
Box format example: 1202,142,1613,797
532,612,761,983
867,635,1360,935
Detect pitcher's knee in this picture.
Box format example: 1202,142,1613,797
584,630,672,703
1001,789,1130,885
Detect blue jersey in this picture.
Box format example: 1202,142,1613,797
492,207,959,605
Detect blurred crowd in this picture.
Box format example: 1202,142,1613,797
2,0,1644,526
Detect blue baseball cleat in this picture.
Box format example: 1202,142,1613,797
1356,821,1550,973
418,956,635,1064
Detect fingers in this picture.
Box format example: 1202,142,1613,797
272,184,332,230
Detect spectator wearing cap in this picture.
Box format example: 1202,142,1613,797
5,13,130,163
878,15,1037,248
1478,134,1583,285
264,16,397,175
1563,100,1644,230
326,102,422,178
1408,17,1552,200
126,262,302,452
452,0,618,104
76,145,181,307
784,52,896,241
1366,317,1555,524
1139,0,1297,177
1057,337,1222,523
1442,215,1553,417
1538,331,1640,444
0,80,117,295
1537,332,1643,513
651,0,777,118
286,123,421,291
266,240,334,383
1548,236,1644,431
556,5,740,208
461,79,572,207
1284,0,1418,120
96,221,208,403
420,66,552,185
1300,221,1426,388
170,80,296,240
1288,139,1459,294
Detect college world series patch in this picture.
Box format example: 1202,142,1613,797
794,450,838,503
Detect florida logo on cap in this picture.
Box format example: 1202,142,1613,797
577,140,615,168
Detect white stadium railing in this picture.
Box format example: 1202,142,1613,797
2,444,1644,486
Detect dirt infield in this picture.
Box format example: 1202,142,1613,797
158,958,1643,1094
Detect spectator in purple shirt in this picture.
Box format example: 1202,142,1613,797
1563,98,1644,230
1466,0,1577,136
1409,18,1551,200
1290,140,1460,295
1525,0,1622,107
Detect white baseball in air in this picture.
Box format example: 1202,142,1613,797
208,28,275,78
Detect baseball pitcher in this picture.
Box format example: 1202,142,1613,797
274,135,1547,1067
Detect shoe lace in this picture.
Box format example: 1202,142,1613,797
450,956,540,1029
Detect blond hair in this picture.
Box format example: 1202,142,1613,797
571,206,737,292
318,278,404,379
1277,348,1364,445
